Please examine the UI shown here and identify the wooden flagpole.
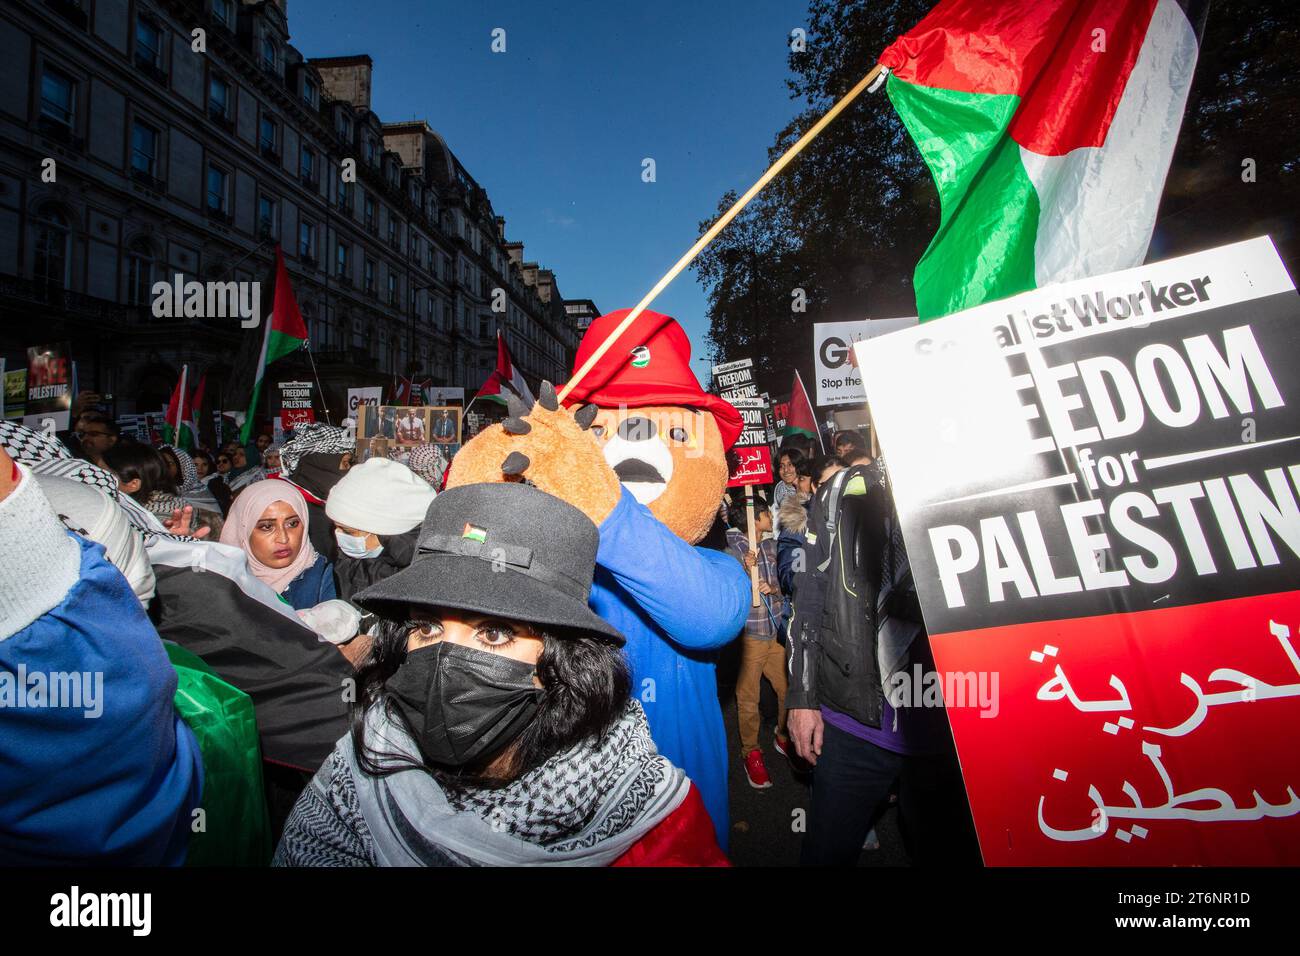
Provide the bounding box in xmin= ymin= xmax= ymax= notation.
xmin=557 ymin=62 xmax=887 ymax=403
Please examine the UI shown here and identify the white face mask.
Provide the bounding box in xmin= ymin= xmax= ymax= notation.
xmin=335 ymin=529 xmax=383 ymax=560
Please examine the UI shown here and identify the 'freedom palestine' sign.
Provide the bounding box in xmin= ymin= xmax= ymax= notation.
xmin=856 ymin=236 xmax=1300 ymax=866
xmin=712 ymin=358 xmax=772 ymax=486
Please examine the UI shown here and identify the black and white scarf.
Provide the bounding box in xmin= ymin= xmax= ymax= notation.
xmin=281 ymin=423 xmax=353 ymax=478
xmin=346 ymin=699 xmax=690 ymax=865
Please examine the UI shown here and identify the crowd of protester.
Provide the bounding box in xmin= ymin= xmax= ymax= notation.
xmin=0 ymin=393 xmax=977 ymax=866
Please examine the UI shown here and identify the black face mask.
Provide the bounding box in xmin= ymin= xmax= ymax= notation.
xmin=385 ymin=642 xmax=543 ymax=769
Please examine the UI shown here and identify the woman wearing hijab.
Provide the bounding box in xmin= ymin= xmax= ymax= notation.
xmin=263 ymin=443 xmax=283 ymax=478
xmin=274 ymin=482 xmax=727 ymax=867
xmin=161 ymin=444 xmax=222 ymax=515
xmin=219 ymin=480 xmax=336 ymax=610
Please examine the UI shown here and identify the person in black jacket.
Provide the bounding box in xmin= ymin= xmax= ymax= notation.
xmin=786 ymin=458 xmax=978 ymax=866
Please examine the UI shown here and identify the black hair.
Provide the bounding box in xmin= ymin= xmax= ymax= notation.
xmin=77 ymin=410 xmax=120 ymax=437
xmin=351 ymin=613 xmax=632 ymax=789
xmin=727 ymin=497 xmax=770 ymax=534
xmin=157 ymin=445 xmax=182 ymax=480
xmin=192 ymin=450 xmax=216 ymax=474
xmin=795 ymin=457 xmax=817 ymax=481
xmin=833 ymin=429 xmax=868 ymax=455
xmin=102 ymin=441 xmax=176 ymax=502
xmin=810 ymin=454 xmax=841 ymax=484
xmin=777 ymin=447 xmax=805 ymax=472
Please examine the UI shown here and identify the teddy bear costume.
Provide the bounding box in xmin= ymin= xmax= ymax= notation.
xmin=448 ymin=309 xmax=750 ymax=848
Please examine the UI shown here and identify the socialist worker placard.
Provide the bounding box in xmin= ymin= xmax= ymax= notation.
xmin=856 ymin=236 xmax=1300 ymax=865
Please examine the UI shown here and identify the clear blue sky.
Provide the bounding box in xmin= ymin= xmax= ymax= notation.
xmin=289 ymin=0 xmax=809 ymax=385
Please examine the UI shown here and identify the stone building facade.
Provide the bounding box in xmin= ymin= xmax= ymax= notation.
xmin=0 ymin=0 xmax=583 ymax=425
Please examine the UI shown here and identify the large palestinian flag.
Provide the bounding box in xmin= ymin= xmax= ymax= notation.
xmin=882 ymin=0 xmax=1206 ymax=321
xmin=240 ymin=246 xmax=307 ymax=442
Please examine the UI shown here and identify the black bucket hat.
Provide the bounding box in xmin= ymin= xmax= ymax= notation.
xmin=354 ymin=482 xmax=624 ymax=645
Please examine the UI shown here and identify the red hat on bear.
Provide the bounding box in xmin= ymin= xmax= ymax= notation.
xmin=562 ymin=309 xmax=743 ymax=450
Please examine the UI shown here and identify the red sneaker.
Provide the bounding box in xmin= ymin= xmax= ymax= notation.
xmin=744 ymin=749 xmax=772 ymax=789
xmin=774 ymin=735 xmax=792 ymax=759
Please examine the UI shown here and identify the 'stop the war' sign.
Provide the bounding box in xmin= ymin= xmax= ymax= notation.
xmin=856 ymin=236 xmax=1300 ymax=866
xmin=813 ymin=317 xmax=916 ymax=407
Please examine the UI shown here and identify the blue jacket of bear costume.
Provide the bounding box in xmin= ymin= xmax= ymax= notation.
xmin=591 ymin=487 xmax=748 ymax=849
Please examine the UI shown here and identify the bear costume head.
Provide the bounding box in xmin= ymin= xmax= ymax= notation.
xmin=447 ymin=309 xmax=740 ymax=544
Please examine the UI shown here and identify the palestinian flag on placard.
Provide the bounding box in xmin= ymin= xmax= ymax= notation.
xmin=161 ymin=364 xmax=190 ymax=449
xmin=782 ymin=369 xmax=823 ymax=452
xmin=241 ymin=246 xmax=307 ymax=442
xmin=882 ymin=0 xmax=1207 ymax=321
xmin=474 ymin=331 xmax=534 ymax=407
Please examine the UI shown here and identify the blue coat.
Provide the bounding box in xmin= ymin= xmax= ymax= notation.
xmin=0 ymin=535 xmax=203 ymax=864
xmin=281 ymin=552 xmax=337 ymax=610
xmin=591 ymin=488 xmax=749 ymax=849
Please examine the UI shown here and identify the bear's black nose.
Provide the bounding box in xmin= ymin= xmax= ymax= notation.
xmin=618 ymin=417 xmax=657 ymax=442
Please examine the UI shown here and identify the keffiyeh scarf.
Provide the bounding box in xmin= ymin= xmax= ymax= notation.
xmin=281 ymin=423 xmax=353 ymax=478
xmin=347 ymin=699 xmax=689 ymax=865
xmin=0 ymin=420 xmax=187 ymax=540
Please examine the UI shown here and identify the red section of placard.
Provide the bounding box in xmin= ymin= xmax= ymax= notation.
xmin=931 ymin=589 xmax=1300 ymax=865
xmin=727 ymin=444 xmax=773 ymax=488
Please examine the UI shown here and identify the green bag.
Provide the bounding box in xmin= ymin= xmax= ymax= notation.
xmin=165 ymin=642 xmax=272 ymax=865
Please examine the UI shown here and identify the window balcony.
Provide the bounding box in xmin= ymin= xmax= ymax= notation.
xmin=206 ymin=205 xmax=232 ymax=225
xmin=300 ymin=171 xmax=319 ymax=191
xmin=208 ymin=105 xmax=233 ymax=131
xmin=134 ymin=53 xmax=168 ymax=86
xmin=130 ymin=167 xmax=166 ymax=193
xmin=336 ymin=274 xmax=353 ymax=288
xmin=300 ymin=253 xmax=318 ymax=269
xmin=36 ymin=117 xmax=85 ymax=152
xmin=260 ymin=142 xmax=280 ymax=163
xmin=364 ymin=220 xmax=379 ymax=237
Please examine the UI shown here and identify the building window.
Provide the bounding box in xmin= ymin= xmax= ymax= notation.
xmin=135 ymin=17 xmax=163 ymax=70
xmin=130 ymin=120 xmax=159 ymax=176
xmin=206 ymin=164 xmax=228 ymax=213
xmin=411 ymin=235 xmax=420 ymax=262
xmin=387 ymin=273 xmax=397 ymax=306
xmin=211 ymin=0 xmax=234 ymax=29
xmin=336 ymin=172 xmax=352 ymax=212
xmin=39 ymin=66 xmax=75 ymax=128
xmin=261 ymin=35 xmax=278 ymax=72
xmin=299 ymin=220 xmax=316 ymax=260
xmin=364 ymin=258 xmax=375 ymax=294
xmin=364 ymin=194 xmax=375 ymax=230
xmin=338 ymin=114 xmax=352 ymax=142
xmin=259 ymin=115 xmax=278 ymax=157
xmin=388 ymin=218 xmax=399 ymax=248
xmin=365 ymin=138 xmax=376 ymax=165
xmin=336 ymin=242 xmax=349 ymax=279
xmin=33 ymin=205 xmax=70 ymax=290
xmin=426 ymin=297 xmax=434 ymax=327
xmin=303 ymin=77 xmax=318 ymax=108
xmin=300 ymin=145 xmax=316 ymax=184
xmin=257 ymin=195 xmax=277 ymax=238
xmin=208 ymin=75 xmax=230 ymax=121
xmin=126 ymin=238 xmax=153 ymax=306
